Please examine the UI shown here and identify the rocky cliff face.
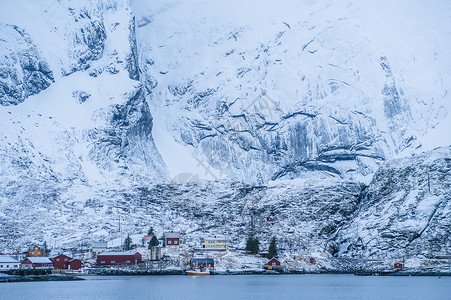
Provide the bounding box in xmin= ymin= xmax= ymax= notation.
xmin=131 ymin=0 xmax=450 ymax=184
xmin=335 ymin=147 xmax=451 ymax=258
xmin=0 ymin=0 xmax=167 ymax=187
xmin=1 ymin=147 xmax=448 ymax=261
xmin=0 ymin=24 xmax=54 ymax=105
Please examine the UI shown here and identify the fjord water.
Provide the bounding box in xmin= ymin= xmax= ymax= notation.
xmin=1 ymin=275 xmax=450 ymax=300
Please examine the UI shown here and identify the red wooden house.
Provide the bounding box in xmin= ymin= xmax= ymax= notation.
xmin=394 ymin=262 xmax=404 ymax=269
xmin=68 ymin=259 xmax=82 ymax=270
xmin=309 ymin=257 xmax=316 ymax=263
xmin=50 ymin=254 xmax=82 ymax=270
xmin=50 ymin=254 xmax=71 ymax=269
xmin=190 ymin=258 xmax=214 ymax=270
xmin=21 ymin=257 xmax=53 ymax=269
xmin=96 ymin=251 xmax=142 ymax=266
xmin=164 ymin=232 xmax=181 ymax=247
xmin=267 ymin=257 xmax=281 ymax=269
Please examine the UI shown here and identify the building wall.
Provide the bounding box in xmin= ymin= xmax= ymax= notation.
xmin=68 ymin=260 xmax=82 ymax=270
xmin=202 ymin=239 xmax=229 ymax=250
xmin=97 ymin=254 xmax=142 ymax=266
xmin=190 ymin=262 xmax=214 ymax=269
xmin=92 ymin=247 xmax=107 ymax=254
xmin=28 ymin=246 xmax=46 ymax=257
xmin=166 ymin=238 xmax=180 ymax=246
xmin=0 ymin=262 xmax=19 ymax=270
xmin=21 ymin=259 xmax=53 ymax=269
xmin=51 ymin=255 xmax=72 ymax=269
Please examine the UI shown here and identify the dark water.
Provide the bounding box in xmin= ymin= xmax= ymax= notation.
xmin=1 ymin=274 xmax=450 ymax=300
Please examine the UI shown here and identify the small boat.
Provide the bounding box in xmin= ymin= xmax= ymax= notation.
xmin=186 ymin=268 xmax=210 ymax=276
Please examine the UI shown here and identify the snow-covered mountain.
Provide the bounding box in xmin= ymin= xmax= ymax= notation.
xmin=131 ymin=0 xmax=451 ymax=184
xmin=0 ymin=0 xmax=450 ymax=261
xmin=0 ymin=0 xmax=167 ymax=188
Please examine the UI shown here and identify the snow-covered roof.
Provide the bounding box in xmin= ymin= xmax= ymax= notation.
xmin=143 ymin=235 xmax=155 ymax=240
xmin=164 ymin=232 xmax=180 ymax=238
xmin=97 ymin=251 xmax=139 ymax=256
xmin=92 ymin=242 xmax=108 ymax=248
xmin=0 ymin=256 xmax=19 ymax=263
xmin=24 ymin=257 xmax=53 ymax=264
xmin=28 ymin=244 xmax=45 ymax=250
xmin=204 ymin=236 xmax=229 ymax=241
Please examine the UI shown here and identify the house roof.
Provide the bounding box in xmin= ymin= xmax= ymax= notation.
xmin=92 ymin=242 xmax=108 ymax=248
xmin=97 ymin=251 xmax=140 ymax=256
xmin=204 ymin=236 xmax=229 ymax=241
xmin=191 ymin=258 xmax=214 ymax=264
xmin=164 ymin=232 xmax=181 ymax=238
xmin=49 ymin=254 xmax=72 ymax=260
xmin=268 ymin=257 xmax=280 ymax=263
xmin=0 ymin=256 xmax=19 ymax=263
xmin=28 ymin=244 xmax=45 ymax=250
xmin=143 ymin=235 xmax=155 ymax=240
xmin=24 ymin=257 xmax=53 ymax=264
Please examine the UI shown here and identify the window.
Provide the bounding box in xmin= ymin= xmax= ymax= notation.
xmin=174 ymin=240 xmax=178 ymax=244
xmin=126 ymin=260 xmax=130 ymax=263
xmin=272 ymin=263 xmax=276 ymax=266
xmin=111 ymin=260 xmax=115 ymax=263
xmin=56 ymin=258 xmax=59 ymax=261
xmin=38 ymin=251 xmax=41 ymax=254
xmin=64 ymin=258 xmax=68 ymax=261
xmin=14 ymin=265 xmax=18 ymax=268
xmin=0 ymin=265 xmax=3 ymax=268
xmin=168 ymin=241 xmax=171 ymax=244
xmin=101 ymin=261 xmax=105 ymax=264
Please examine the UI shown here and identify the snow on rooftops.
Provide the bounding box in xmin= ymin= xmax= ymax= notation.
xmin=164 ymin=232 xmax=181 ymax=238
xmin=0 ymin=256 xmax=19 ymax=263
xmin=25 ymin=257 xmax=53 ymax=263
xmin=204 ymin=236 xmax=229 ymax=241
xmin=97 ymin=251 xmax=139 ymax=256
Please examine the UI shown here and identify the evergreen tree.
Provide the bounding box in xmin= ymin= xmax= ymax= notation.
xmin=267 ymin=237 xmax=278 ymax=259
xmin=124 ymin=234 xmax=132 ymax=251
xmin=245 ymin=235 xmax=253 ymax=252
xmin=245 ymin=235 xmax=259 ymax=254
xmin=148 ymin=236 xmax=159 ymax=249
xmin=147 ymin=227 xmax=155 ymax=236
xmin=252 ymin=237 xmax=260 ymax=254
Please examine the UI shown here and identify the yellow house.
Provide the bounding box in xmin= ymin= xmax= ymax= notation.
xmin=202 ymin=236 xmax=229 ymax=250
xmin=91 ymin=242 xmax=108 ymax=254
xmin=27 ymin=244 xmax=46 ymax=257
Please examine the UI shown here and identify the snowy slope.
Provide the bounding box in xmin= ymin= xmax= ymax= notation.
xmin=0 ymin=0 xmax=167 ymax=188
xmin=335 ymin=146 xmax=451 ymax=258
xmin=131 ymin=0 xmax=451 ymax=184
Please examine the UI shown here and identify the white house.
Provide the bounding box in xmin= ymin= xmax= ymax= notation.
xmin=0 ymin=256 xmax=19 ymax=270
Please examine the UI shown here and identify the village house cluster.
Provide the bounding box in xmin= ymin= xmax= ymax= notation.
xmin=0 ymin=229 xmax=407 ymax=274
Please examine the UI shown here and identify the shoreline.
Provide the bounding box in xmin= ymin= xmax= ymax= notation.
xmin=84 ymin=268 xmax=451 ymax=277
xmin=0 ymin=274 xmax=85 ymax=283
xmin=1 ymin=271 xmax=449 ymax=282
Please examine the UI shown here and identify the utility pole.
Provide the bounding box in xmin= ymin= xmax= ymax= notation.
xmin=427 ymin=168 xmax=431 ymax=193
xmin=119 ymin=215 xmax=122 ymax=250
